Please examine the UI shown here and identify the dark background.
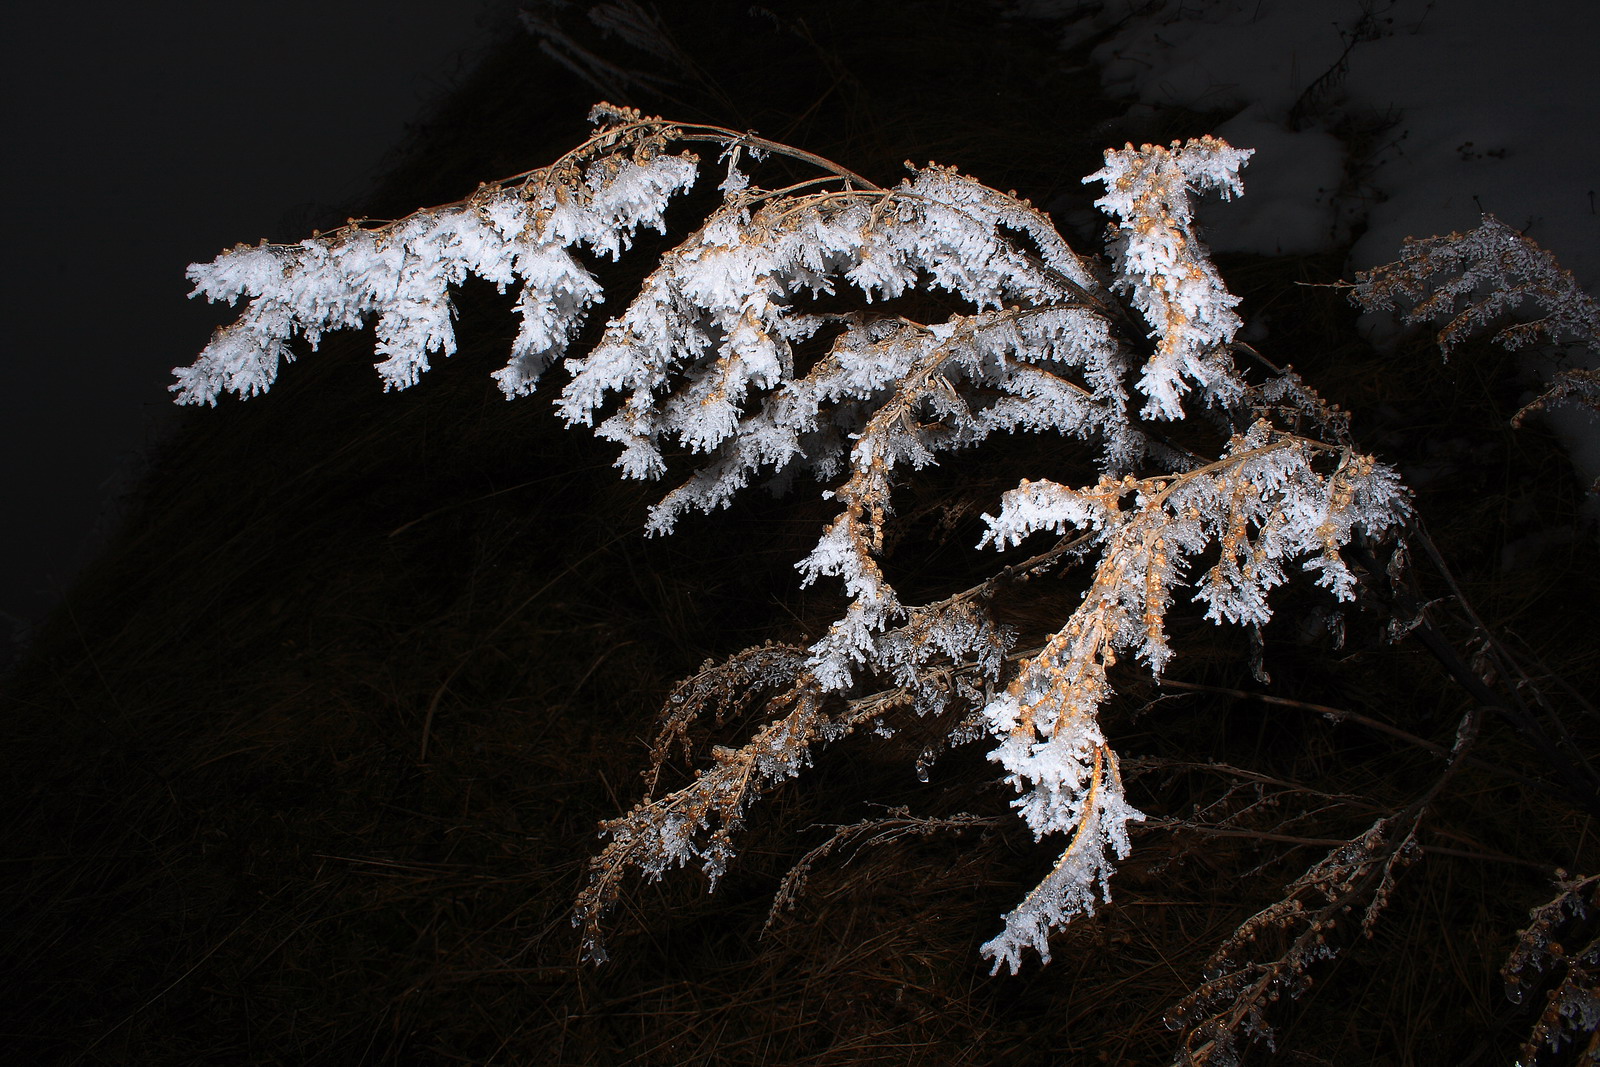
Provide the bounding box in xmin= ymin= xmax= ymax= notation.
xmin=4 ymin=5 xmax=1593 ymax=1063
xmin=1 ymin=1 xmax=513 ymax=637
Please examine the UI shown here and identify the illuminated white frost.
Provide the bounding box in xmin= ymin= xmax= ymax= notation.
xmin=175 ymin=153 xmax=698 ymax=405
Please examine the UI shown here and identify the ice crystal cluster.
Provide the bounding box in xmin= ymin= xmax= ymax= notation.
xmin=178 ymin=106 xmax=1409 ymax=971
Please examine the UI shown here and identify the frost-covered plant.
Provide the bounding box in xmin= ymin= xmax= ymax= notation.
xmin=1164 ymin=705 xmax=1480 ymax=1065
xmin=1167 ymin=813 xmax=1422 ymax=1065
xmin=1352 ymin=214 xmax=1600 ymax=491
xmin=177 ymin=105 xmax=1410 ymax=973
xmin=1502 ymin=871 xmax=1600 ymax=1066
xmin=1350 ymin=214 xmax=1600 ymax=361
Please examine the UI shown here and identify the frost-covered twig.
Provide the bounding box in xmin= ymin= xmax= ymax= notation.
xmin=1351 ymin=214 xmax=1600 ymax=491
xmin=763 ymin=809 xmax=1001 ymax=936
xmin=976 ymin=425 xmax=1406 ymax=972
xmin=1087 ymin=136 xmax=1252 ymax=420
xmin=1166 ymin=706 xmax=1480 ymax=1065
xmin=1503 ymin=871 xmax=1600 ymax=1066
xmin=1351 ymin=214 xmax=1600 ymax=358
xmin=1515 ymin=366 xmax=1600 ymax=432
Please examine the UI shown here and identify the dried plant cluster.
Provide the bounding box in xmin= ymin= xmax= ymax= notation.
xmin=1166 ymin=705 xmax=1483 ymax=1065
xmin=1352 ymin=214 xmax=1600 ymax=490
xmin=1503 ymin=871 xmax=1600 ymax=1064
xmin=176 ymin=106 xmax=1415 ymax=982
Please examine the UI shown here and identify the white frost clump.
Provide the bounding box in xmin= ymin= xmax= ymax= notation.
xmin=1087 ymin=136 xmax=1253 ymax=420
xmin=558 ymin=163 xmax=1111 ymax=490
xmin=176 ymin=152 xmax=698 ymax=405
